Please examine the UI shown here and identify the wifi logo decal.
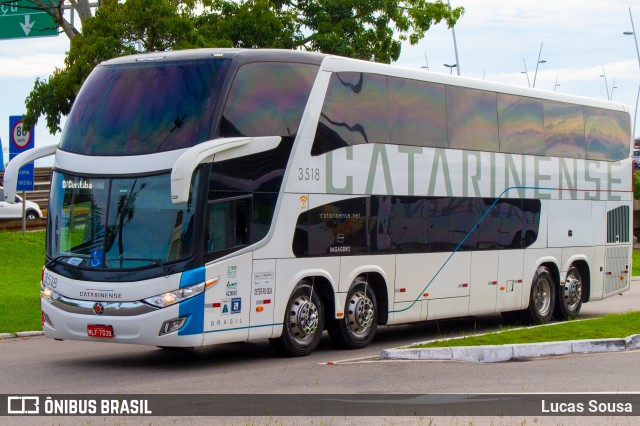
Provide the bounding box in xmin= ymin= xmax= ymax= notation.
xmin=299 ymin=195 xmax=308 ymax=210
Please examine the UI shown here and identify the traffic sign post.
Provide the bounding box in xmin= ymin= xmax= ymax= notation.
xmin=9 ymin=115 xmax=35 ymax=234
xmin=0 ymin=0 xmax=58 ymax=40
xmin=9 ymin=115 xmax=34 ymax=192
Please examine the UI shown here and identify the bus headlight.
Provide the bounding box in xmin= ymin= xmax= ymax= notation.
xmin=41 ymin=284 xmax=60 ymax=303
xmin=144 ymin=282 xmax=205 ymax=308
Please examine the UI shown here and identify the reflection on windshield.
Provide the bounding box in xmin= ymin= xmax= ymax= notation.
xmin=47 ymin=172 xmax=199 ymax=270
xmin=59 ymin=59 xmax=229 ymax=156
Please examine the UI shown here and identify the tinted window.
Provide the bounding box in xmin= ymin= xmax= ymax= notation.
xmin=312 ymin=73 xmax=389 ymax=155
xmin=293 ymin=196 xmax=540 ymax=256
xmin=498 ymin=94 xmax=545 ymax=155
xmin=205 ymin=192 xmax=278 ymax=260
xmin=446 ymin=86 xmax=499 ymax=151
xmin=295 ymin=197 xmax=368 ymax=256
xmin=392 ymin=197 xmax=427 ymax=252
xmin=219 ymin=62 xmax=318 ymax=137
xmin=209 ymin=137 xmax=294 ymax=193
xmin=584 ymin=107 xmax=630 ymax=161
xmin=388 ymin=77 xmax=447 ymax=147
xmin=544 ymin=101 xmax=585 ymax=158
xmin=61 ymin=59 xmax=229 ymax=156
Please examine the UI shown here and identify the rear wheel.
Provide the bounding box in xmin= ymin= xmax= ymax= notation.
xmin=328 ymin=277 xmax=378 ymax=349
xmin=553 ymin=266 xmax=583 ymax=320
xmin=519 ymin=266 xmax=555 ymax=324
xmin=269 ymin=281 xmax=324 ymax=357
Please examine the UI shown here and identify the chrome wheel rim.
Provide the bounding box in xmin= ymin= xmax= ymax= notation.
xmin=563 ymin=271 xmax=582 ymax=310
xmin=289 ymin=294 xmax=319 ymax=342
xmin=346 ymin=290 xmax=374 ymax=335
xmin=534 ymin=276 xmax=552 ymax=317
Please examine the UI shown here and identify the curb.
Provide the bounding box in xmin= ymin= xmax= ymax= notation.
xmin=0 ymin=331 xmax=44 ymax=339
xmin=381 ymin=335 xmax=640 ymax=363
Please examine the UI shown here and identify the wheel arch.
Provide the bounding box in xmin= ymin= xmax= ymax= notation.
xmin=351 ymin=271 xmax=389 ymax=326
xmin=567 ymin=259 xmax=591 ymax=303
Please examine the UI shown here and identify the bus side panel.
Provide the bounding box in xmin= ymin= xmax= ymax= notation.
xmin=395 ymin=252 xmax=470 ymax=303
xmin=590 ymin=245 xmax=607 ymax=301
xmin=468 ymin=251 xmax=499 ymax=315
xmin=249 ymin=259 xmax=277 ymax=340
xmin=496 ymin=250 xmax=525 ymax=312
xmin=389 ymin=301 xmax=423 ymax=325
xmin=202 ymin=253 xmax=252 ymax=345
xmin=338 ymin=255 xmax=395 ymax=293
xmin=547 ymin=200 xmax=593 ymax=248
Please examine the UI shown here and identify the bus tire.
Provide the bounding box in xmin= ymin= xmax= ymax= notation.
xmin=553 ymin=266 xmax=583 ymax=320
xmin=327 ymin=277 xmax=378 ymax=349
xmin=269 ymin=280 xmax=324 ymax=357
xmin=520 ymin=266 xmax=556 ymax=324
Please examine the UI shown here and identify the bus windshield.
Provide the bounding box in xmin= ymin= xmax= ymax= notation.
xmin=47 ymin=171 xmax=199 ymax=270
xmin=59 ymin=58 xmax=229 ymax=156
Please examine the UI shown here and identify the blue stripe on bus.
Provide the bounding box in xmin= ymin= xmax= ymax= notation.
xmin=390 ymin=185 xmax=555 ymax=314
xmin=178 ymin=267 xmax=206 ymax=335
xmin=204 ymin=323 xmax=283 ymax=333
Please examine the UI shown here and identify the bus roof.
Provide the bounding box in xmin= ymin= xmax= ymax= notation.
xmin=102 ymin=48 xmax=627 ymax=113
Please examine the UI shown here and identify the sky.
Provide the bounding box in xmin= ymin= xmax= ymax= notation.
xmin=1 ymin=0 xmax=640 ymax=168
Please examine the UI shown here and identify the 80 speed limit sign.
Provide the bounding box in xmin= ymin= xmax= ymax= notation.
xmin=11 ymin=119 xmax=32 ymax=149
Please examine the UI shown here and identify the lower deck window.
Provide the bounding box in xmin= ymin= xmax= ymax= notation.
xmin=293 ymin=196 xmax=541 ymax=257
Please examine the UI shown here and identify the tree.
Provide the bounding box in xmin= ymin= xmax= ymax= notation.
xmin=19 ymin=0 xmax=464 ymax=134
xmin=23 ymin=0 xmax=202 ymax=131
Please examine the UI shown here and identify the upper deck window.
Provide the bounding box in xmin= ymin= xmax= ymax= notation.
xmin=60 ymin=58 xmax=229 ymax=156
xmin=219 ymin=62 xmax=319 ymax=138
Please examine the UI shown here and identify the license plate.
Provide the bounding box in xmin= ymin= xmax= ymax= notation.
xmin=87 ymin=324 xmax=113 ymax=338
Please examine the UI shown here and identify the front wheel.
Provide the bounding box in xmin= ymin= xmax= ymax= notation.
xmin=553 ymin=266 xmax=583 ymax=320
xmin=519 ymin=266 xmax=556 ymax=324
xmin=328 ymin=277 xmax=378 ymax=349
xmin=269 ymin=281 xmax=324 ymax=357
xmin=25 ymin=210 xmax=38 ymax=220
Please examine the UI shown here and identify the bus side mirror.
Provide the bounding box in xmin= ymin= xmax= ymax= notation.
xmin=2 ymin=144 xmax=58 ymax=203
xmin=170 ymin=136 xmax=281 ymax=204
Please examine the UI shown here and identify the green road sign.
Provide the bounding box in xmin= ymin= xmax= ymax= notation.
xmin=0 ymin=0 xmax=58 ymax=40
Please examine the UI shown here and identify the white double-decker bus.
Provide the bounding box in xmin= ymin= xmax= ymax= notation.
xmin=4 ymin=49 xmax=632 ymax=356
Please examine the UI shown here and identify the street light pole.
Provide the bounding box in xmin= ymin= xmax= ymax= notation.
xmin=600 ymin=64 xmax=610 ymax=100
xmin=532 ymin=41 xmax=546 ymax=88
xmin=624 ymin=7 xmax=640 ymax=140
xmin=521 ymin=59 xmax=531 ymax=87
xmin=448 ymin=0 xmax=461 ymax=75
xmin=444 ymin=64 xmax=457 ymax=74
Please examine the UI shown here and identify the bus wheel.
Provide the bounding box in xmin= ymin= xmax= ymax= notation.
xmin=269 ymin=281 xmax=324 ymax=357
xmin=553 ymin=266 xmax=583 ymax=320
xmin=520 ymin=266 xmax=555 ymax=324
xmin=328 ymin=277 xmax=378 ymax=349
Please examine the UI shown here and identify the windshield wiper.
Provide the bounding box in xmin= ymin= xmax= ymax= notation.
xmin=46 ymin=255 xmax=81 ymax=269
xmin=107 ymin=258 xmax=175 ymax=276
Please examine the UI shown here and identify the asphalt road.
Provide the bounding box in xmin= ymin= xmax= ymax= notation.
xmin=1 ymin=282 xmax=638 ymax=424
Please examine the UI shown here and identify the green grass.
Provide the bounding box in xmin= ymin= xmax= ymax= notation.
xmin=0 ymin=230 xmax=46 ymax=333
xmin=633 ymin=248 xmax=640 ymax=277
xmin=412 ymin=310 xmax=640 ymax=348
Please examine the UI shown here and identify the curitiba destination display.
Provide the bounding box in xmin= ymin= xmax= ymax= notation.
xmin=3 ymin=49 xmax=632 ymax=356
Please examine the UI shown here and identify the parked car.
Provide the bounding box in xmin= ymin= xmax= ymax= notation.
xmin=634 ymin=149 xmax=640 ymax=170
xmin=0 ymin=186 xmax=43 ymax=220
